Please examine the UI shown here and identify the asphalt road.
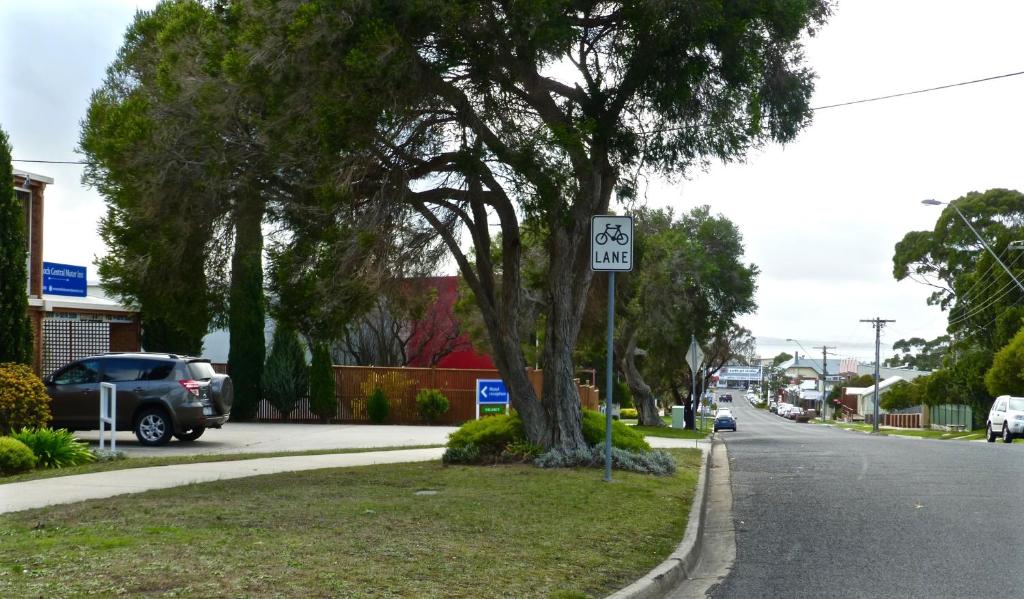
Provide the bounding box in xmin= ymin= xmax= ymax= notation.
xmin=707 ymin=394 xmax=1024 ymax=599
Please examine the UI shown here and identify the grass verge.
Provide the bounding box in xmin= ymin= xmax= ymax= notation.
xmin=0 ymin=445 xmax=444 ymax=485
xmin=0 ymin=448 xmax=701 ymax=599
xmin=633 ymin=425 xmax=712 ymax=440
xmin=821 ymin=422 xmax=988 ymax=441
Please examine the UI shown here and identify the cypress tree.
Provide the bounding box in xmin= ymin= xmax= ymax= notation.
xmin=263 ymin=325 xmax=308 ymax=421
xmin=227 ymin=196 xmax=266 ymax=420
xmin=0 ymin=126 xmax=33 ymax=365
xmin=309 ymin=342 xmax=336 ymax=422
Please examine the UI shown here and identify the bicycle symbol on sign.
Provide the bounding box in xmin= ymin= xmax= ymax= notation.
xmin=595 ymin=223 xmax=630 ymax=245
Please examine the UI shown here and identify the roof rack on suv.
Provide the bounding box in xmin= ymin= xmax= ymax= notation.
xmin=102 ymin=351 xmax=181 ymax=359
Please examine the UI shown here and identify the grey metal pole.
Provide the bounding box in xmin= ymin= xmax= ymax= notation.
xmin=605 ymin=272 xmax=615 ymax=482
xmin=691 ymin=334 xmax=698 ymax=432
xmin=873 ymin=323 xmax=881 ymax=433
xmin=861 ymin=318 xmax=894 ymax=433
xmin=949 ymin=204 xmax=1024 ymax=294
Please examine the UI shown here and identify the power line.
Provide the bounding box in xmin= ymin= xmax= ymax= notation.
xmin=812 ymin=69 xmax=1024 ymax=111
xmin=12 ymin=159 xmax=90 ymax=165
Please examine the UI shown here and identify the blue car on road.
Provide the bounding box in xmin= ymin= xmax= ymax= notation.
xmin=714 ymin=411 xmax=737 ymax=432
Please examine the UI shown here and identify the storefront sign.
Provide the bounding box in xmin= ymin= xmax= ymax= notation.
xmin=42 ymin=262 xmax=87 ymax=297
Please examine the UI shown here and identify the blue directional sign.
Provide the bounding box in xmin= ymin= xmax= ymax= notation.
xmin=42 ymin=262 xmax=87 ymax=297
xmin=476 ymin=379 xmax=509 ymax=404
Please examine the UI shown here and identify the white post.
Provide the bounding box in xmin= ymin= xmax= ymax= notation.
xmin=99 ymin=382 xmax=116 ymax=451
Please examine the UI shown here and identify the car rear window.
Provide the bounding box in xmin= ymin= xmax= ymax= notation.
xmin=187 ymin=361 xmax=217 ymax=380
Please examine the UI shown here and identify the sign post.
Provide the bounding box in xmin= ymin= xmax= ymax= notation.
xmin=592 ymin=215 xmax=633 ymax=482
xmin=475 ymin=379 xmax=510 ymax=419
xmin=685 ymin=336 xmax=705 ymax=431
xmin=99 ymin=382 xmax=116 ymax=451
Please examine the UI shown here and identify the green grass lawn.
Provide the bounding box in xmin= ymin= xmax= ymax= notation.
xmin=0 ymin=448 xmax=702 ymax=599
xmin=633 ymin=425 xmax=712 ymax=440
xmin=0 ymin=445 xmax=444 ymax=485
xmin=821 ymin=421 xmax=987 ymax=441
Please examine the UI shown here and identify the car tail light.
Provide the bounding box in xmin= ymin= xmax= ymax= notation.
xmin=179 ymin=379 xmax=201 ymax=397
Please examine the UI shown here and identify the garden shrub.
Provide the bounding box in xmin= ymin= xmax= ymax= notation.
xmin=0 ymin=436 xmax=37 ymax=475
xmin=415 ymin=389 xmax=450 ymax=424
xmin=446 ymin=413 xmax=524 ymax=453
xmin=581 ymin=409 xmax=651 ymax=452
xmin=11 ymin=428 xmax=95 ymax=469
xmin=308 ymin=343 xmax=336 ymax=422
xmin=619 ymin=408 xmax=638 ymax=419
xmin=367 ymin=386 xmax=389 ymax=423
xmin=442 ymin=443 xmax=480 ymax=465
xmin=93 ymin=449 xmax=126 ymax=462
xmin=535 ymin=444 xmax=676 ymax=476
xmin=262 ymin=326 xmax=309 ymax=421
xmin=0 ymin=362 xmax=51 ymax=434
xmin=501 ymin=439 xmax=545 ymax=462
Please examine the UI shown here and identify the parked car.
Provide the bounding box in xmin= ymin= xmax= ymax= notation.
xmin=777 ymin=403 xmax=793 ymax=417
xmin=986 ymin=395 xmax=1024 ymax=443
xmin=714 ymin=411 xmax=737 ymax=432
xmin=786 ymin=407 xmax=804 ymax=420
xmin=769 ymin=401 xmax=778 ymax=413
xmin=46 ymin=352 xmax=233 ymax=446
xmin=720 ymin=394 xmax=733 ymax=403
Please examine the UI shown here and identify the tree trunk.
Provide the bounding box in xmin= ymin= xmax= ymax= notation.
xmin=618 ymin=325 xmax=662 ymax=427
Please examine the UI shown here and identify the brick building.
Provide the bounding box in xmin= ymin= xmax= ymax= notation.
xmin=14 ymin=169 xmax=141 ymax=376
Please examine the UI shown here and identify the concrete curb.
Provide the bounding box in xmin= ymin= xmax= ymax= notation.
xmin=604 ymin=438 xmax=717 ymax=599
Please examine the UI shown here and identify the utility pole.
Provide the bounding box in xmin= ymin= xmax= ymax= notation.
xmin=860 ymin=318 xmax=895 ymax=433
xmin=813 ymin=345 xmax=835 ymax=420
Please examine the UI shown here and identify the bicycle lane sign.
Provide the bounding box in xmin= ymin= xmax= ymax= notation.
xmin=591 ymin=215 xmax=633 ymax=271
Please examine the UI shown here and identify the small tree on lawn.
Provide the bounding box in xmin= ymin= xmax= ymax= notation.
xmin=308 ymin=342 xmax=336 ymax=422
xmin=263 ymin=326 xmax=308 ymax=421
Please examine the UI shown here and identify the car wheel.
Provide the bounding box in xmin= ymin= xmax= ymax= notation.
xmin=1003 ymin=424 xmax=1013 ymax=444
xmin=987 ymin=423 xmax=997 ymax=443
xmin=135 ymin=409 xmax=173 ymax=446
xmin=173 ymin=426 xmax=206 ymax=442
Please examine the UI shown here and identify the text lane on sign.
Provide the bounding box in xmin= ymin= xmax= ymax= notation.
xmin=591 ymin=215 xmax=634 ymax=272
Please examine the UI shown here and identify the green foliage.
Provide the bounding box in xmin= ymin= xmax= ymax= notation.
xmin=262 ymin=326 xmax=308 ymax=420
xmin=893 ymin=189 xmax=1024 ymax=354
xmin=612 ymin=377 xmax=634 ymax=409
xmin=619 ymin=408 xmax=639 ymax=419
xmin=228 ymin=203 xmax=266 ymax=421
xmin=581 ymin=410 xmax=652 ymax=452
xmin=772 ymin=352 xmax=793 ymax=367
xmin=884 ymin=336 xmax=949 ymax=370
xmin=441 ymin=442 xmax=480 ymax=465
xmin=986 ymin=327 xmax=1024 ymax=396
xmin=0 ymin=127 xmax=32 ymax=365
xmin=0 ymin=436 xmax=37 ymax=475
xmin=367 ymin=386 xmax=389 ymax=424
xmin=534 ymin=445 xmax=677 ymax=476
xmin=879 ymin=381 xmax=919 ymax=412
xmin=501 ymin=440 xmax=545 ymax=462
xmin=308 ymin=342 xmax=336 ymax=421
xmin=447 ymin=414 xmax=525 ymax=453
xmin=0 ymin=362 xmax=51 ymax=434
xmin=415 ymin=388 xmax=450 ymax=424
xmin=10 ymin=428 xmax=94 ymax=469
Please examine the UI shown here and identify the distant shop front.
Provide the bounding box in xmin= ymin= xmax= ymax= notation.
xmin=15 ymin=169 xmax=140 ymax=376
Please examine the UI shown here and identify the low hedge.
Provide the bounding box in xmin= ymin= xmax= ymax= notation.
xmin=581 ymin=410 xmax=651 ymax=452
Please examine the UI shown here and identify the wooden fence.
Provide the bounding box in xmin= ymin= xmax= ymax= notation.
xmin=246 ymin=365 xmax=599 ymax=425
xmin=864 ymin=413 xmax=922 ymax=428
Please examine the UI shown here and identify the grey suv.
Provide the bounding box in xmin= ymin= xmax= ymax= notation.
xmin=45 ymin=353 xmax=233 ymax=446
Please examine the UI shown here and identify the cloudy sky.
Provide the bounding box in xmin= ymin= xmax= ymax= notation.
xmin=4 ymin=0 xmax=1023 ymax=361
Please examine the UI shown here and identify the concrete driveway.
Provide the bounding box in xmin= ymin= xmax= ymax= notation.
xmin=74 ymin=422 xmax=457 ymax=457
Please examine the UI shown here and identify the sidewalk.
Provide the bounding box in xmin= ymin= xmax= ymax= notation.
xmin=0 ymin=447 xmax=444 ymax=515
xmin=1 ymin=437 xmax=709 ymax=516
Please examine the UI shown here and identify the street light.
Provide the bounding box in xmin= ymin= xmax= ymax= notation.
xmin=922 ymin=199 xmax=1024 ymax=294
